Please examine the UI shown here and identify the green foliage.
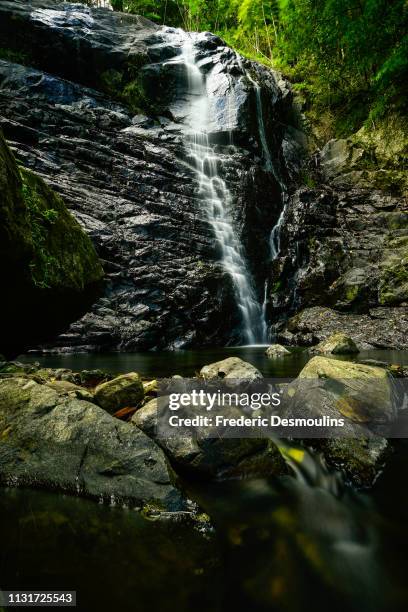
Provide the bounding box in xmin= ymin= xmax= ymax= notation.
xmin=109 ymin=0 xmax=407 ymax=136
xmin=20 ymin=173 xmax=59 ymax=289
xmin=0 ymin=47 xmax=29 ymax=64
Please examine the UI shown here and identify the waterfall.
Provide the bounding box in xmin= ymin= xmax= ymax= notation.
xmin=239 ymin=61 xmax=288 ymax=261
xmin=180 ymin=37 xmax=267 ymax=345
xmin=239 ymin=61 xmax=289 ymax=341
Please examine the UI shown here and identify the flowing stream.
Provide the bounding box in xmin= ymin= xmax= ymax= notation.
xmin=180 ymin=36 xmax=268 ymax=344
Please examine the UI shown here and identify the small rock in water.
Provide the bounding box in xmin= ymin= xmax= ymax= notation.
xmin=200 ymin=357 xmax=262 ymax=381
xmin=310 ymin=332 xmax=359 ymax=355
xmin=265 ymin=344 xmax=290 ymax=358
xmin=143 ymin=379 xmax=158 ymax=396
xmin=94 ymin=373 xmax=144 ymax=414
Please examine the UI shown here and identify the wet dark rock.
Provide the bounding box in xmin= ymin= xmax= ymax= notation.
xmin=0 ymin=377 xmax=184 ymax=509
xmin=0 ymin=0 xmax=295 ymax=351
xmin=268 ymin=123 xmax=407 ymax=347
xmin=278 ymin=306 xmax=408 ymax=350
xmin=311 ymin=437 xmax=390 ymax=489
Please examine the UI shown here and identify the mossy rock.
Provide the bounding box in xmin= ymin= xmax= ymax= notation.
xmin=0 ymin=130 xmax=104 ymax=357
xmin=94 ymin=373 xmax=144 ymax=414
xmin=299 ymin=356 xmax=394 ymax=425
xmin=378 ymin=236 xmax=408 ymax=305
xmin=310 ymin=332 xmax=359 ymax=355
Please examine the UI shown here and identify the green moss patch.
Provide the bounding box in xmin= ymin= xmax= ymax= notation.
xmin=19 ymin=167 xmax=103 ymax=292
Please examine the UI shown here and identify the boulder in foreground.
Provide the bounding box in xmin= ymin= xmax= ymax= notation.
xmin=0 ymin=378 xmax=183 ymax=510
xmin=298 ymin=356 xmax=395 ymax=425
xmin=132 ymin=399 xmax=288 ymax=480
xmin=283 ymin=356 xmax=395 ymax=486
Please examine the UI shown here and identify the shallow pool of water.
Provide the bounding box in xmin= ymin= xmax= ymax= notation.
xmin=2 ymin=441 xmax=408 ymax=612
xmin=18 ymin=347 xmax=408 ymax=379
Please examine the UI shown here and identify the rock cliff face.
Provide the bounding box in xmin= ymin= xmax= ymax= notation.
xmin=0 ymin=130 xmax=103 ymax=357
xmin=0 ymin=0 xmax=297 ymax=351
xmin=269 ymin=134 xmax=407 ymax=349
xmin=0 ymin=0 xmax=405 ymax=352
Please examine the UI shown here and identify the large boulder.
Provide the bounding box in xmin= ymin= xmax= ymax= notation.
xmin=282 ymin=356 xmax=396 ymax=486
xmin=310 ymin=332 xmax=359 ymax=355
xmin=94 ymin=372 xmax=144 ymax=414
xmin=298 ymin=356 xmax=395 ymax=425
xmin=132 ymin=399 xmax=288 ymax=480
xmin=200 ymin=357 xmax=262 ymax=381
xmin=0 ymin=377 xmax=184 ymax=510
xmin=133 ymin=400 xmax=288 ymax=480
xmin=0 ymin=130 xmax=103 ymax=357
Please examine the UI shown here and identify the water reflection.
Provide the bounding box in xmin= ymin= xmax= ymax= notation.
xmin=18 ymin=347 xmax=408 ymax=379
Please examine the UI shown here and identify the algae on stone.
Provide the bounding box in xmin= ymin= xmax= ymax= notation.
xmin=0 ymin=130 xmax=104 ymax=356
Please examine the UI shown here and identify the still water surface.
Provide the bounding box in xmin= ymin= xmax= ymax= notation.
xmin=19 ymin=346 xmax=408 ymax=378
xmin=5 ymin=348 xmax=408 ymax=611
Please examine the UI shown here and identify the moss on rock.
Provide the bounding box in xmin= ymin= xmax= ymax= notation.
xmin=0 ymin=130 xmax=104 ymax=357
xmin=19 ymin=167 xmax=103 ymax=291
xmin=379 ymin=236 xmax=408 ymax=305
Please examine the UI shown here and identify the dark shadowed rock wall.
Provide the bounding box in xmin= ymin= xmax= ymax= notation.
xmin=0 ymin=130 xmax=103 ymax=357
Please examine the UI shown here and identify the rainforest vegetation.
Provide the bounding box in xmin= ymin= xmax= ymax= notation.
xmin=107 ymin=0 xmax=407 ymax=136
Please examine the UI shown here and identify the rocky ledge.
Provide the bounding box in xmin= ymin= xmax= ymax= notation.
xmin=278 ymin=306 xmax=408 ymax=350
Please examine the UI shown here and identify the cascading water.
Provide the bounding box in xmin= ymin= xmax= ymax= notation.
xmin=241 ymin=66 xmax=288 ymax=261
xmin=180 ymin=36 xmax=268 ymax=345
xmin=240 ymin=61 xmax=289 ymax=332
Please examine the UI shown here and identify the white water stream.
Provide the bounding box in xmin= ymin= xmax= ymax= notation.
xmin=240 ymin=65 xmax=288 ymax=261
xmin=180 ymin=37 xmax=268 ymax=344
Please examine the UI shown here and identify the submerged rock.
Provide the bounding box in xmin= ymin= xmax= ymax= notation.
xmin=310 ymin=333 xmax=359 ymax=355
xmin=0 ymin=378 xmax=184 ymax=509
xmin=94 ymin=372 xmax=144 ymax=414
xmin=200 ymin=357 xmax=262 ymax=381
xmin=265 ymin=344 xmax=290 ymax=358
